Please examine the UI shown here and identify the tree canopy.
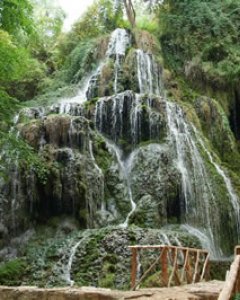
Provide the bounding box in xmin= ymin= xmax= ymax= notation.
xmin=158 ymin=0 xmax=240 ymax=84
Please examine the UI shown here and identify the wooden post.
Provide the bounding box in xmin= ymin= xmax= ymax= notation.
xmin=161 ymin=247 xmax=169 ymax=287
xmin=131 ymin=247 xmax=138 ymax=289
xmin=129 ymin=245 xmax=209 ymax=290
xmin=235 ymin=246 xmax=240 ymax=256
xmin=218 ymin=255 xmax=240 ymax=300
xmin=185 ymin=251 xmax=193 ymax=283
xmin=200 ymin=253 xmax=210 ymax=281
xmin=168 ymin=248 xmax=180 ymax=287
xmin=181 ymin=249 xmax=188 ymax=283
xmin=174 ymin=251 xmax=181 ymax=286
xmin=193 ymin=250 xmax=200 ymax=283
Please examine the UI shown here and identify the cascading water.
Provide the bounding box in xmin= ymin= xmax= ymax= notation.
xmin=63 ymin=239 xmax=82 ymax=286
xmin=103 ymin=138 xmax=137 ymax=228
xmin=192 ymin=127 xmax=240 ymax=238
xmin=4 ymin=25 xmax=240 ymax=271
xmin=136 ymin=49 xmax=162 ymax=96
xmin=182 ymin=224 xmax=218 ymax=258
xmin=89 ymin=140 xmax=105 ymax=212
xmin=165 ymin=101 xmax=219 ymax=254
xmin=107 ymin=28 xmax=131 ymax=94
xmin=130 ymin=94 xmax=142 ymax=146
xmin=60 ymin=230 xmax=90 ymax=286
xmin=10 ymin=159 xmax=20 ymax=232
xmin=93 ymin=27 xmax=239 ymax=254
xmin=159 ymin=232 xmax=171 ymax=245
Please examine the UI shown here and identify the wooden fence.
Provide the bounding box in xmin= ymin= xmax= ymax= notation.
xmin=129 ymin=245 xmax=210 ymax=290
xmin=218 ymin=246 xmax=240 ymax=300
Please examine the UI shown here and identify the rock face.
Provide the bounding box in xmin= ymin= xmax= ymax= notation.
xmin=0 ymin=28 xmax=240 ymax=289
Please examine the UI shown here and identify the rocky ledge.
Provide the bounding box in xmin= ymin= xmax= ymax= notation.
xmin=0 ymin=281 xmax=224 ymax=300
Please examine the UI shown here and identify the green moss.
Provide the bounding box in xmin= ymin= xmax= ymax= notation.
xmin=142 ymin=271 xmax=162 ymax=288
xmin=84 ymin=97 xmax=99 ymax=110
xmin=94 ymin=136 xmax=113 ymax=172
xmin=99 ymin=272 xmax=115 ymax=289
xmin=102 ymin=254 xmax=118 ymax=265
xmin=0 ymin=259 xmax=27 ymax=286
xmin=233 ymin=293 xmax=240 ymax=300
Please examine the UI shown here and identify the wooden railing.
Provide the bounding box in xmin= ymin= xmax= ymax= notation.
xmin=218 ymin=246 xmax=240 ymax=300
xmin=129 ymin=245 xmax=210 ymax=290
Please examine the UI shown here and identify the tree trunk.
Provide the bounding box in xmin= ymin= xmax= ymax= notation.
xmin=123 ymin=0 xmax=136 ymax=28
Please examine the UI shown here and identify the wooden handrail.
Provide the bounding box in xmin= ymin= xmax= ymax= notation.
xmin=129 ymin=245 xmax=209 ymax=253
xmin=218 ymin=247 xmax=240 ymax=300
xmin=129 ymin=245 xmax=209 ymax=290
xmin=218 ymin=255 xmax=240 ymax=300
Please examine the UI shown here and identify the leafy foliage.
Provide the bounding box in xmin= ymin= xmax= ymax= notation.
xmin=0 ymin=89 xmax=20 ymax=119
xmin=158 ymin=0 xmax=240 ymax=84
xmin=0 ymin=0 xmax=34 ymax=35
xmin=0 ymin=131 xmax=50 ymax=183
xmin=29 ymin=0 xmax=65 ymax=66
xmin=0 ymin=30 xmax=46 ymax=100
xmin=0 ymin=30 xmax=31 ymax=84
xmin=233 ymin=293 xmax=240 ymax=300
xmin=62 ymin=39 xmax=98 ymax=83
xmin=0 ymin=259 xmax=27 ymax=285
xmin=55 ymin=0 xmax=128 ymax=68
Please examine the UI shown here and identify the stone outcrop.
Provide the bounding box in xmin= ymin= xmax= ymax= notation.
xmin=0 ymin=281 xmax=224 ymax=300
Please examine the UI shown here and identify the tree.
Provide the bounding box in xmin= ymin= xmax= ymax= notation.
xmin=0 ymin=0 xmax=34 ymax=36
xmin=0 ymin=30 xmax=30 ymax=84
xmin=123 ymin=0 xmax=136 ymax=27
xmin=158 ymin=0 xmax=240 ymax=83
xmin=28 ymin=0 xmax=65 ymax=66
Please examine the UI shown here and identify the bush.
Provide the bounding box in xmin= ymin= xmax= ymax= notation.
xmin=0 ymin=259 xmax=27 ymax=285
xmin=158 ymin=0 xmax=240 ymax=84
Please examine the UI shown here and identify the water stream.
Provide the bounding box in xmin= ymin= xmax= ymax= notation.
xmin=104 ymin=138 xmax=137 ymax=228
xmin=89 ymin=140 xmax=105 ymax=212
xmin=6 ymin=26 xmax=240 ymax=265
xmin=62 ymin=231 xmax=90 ymax=286
xmin=192 ymin=127 xmax=240 ymax=237
xmin=107 ymin=28 xmax=131 ymax=94
xmin=182 ymin=224 xmax=219 ymax=258
xmin=166 ymin=101 xmax=217 ymax=251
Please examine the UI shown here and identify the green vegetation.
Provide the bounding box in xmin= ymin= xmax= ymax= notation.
xmin=158 ymin=0 xmax=240 ymax=85
xmin=0 ymin=0 xmax=64 ymax=179
xmin=0 ymin=259 xmax=27 ymax=285
xmin=1 ymin=0 xmax=240 ymax=289
xmin=62 ymin=39 xmax=98 ymax=83
xmin=233 ymin=294 xmax=240 ymax=300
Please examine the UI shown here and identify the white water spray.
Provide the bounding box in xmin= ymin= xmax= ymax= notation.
xmin=104 ymin=138 xmax=137 ymax=228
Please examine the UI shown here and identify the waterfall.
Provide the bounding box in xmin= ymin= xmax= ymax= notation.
xmin=95 ymin=92 xmax=127 ymax=143
xmin=26 ymin=167 xmax=36 ymax=214
xmin=10 ymin=159 xmax=20 ymax=232
xmin=63 ymin=240 xmax=82 ymax=286
xmin=107 ymin=28 xmax=131 ymax=94
xmin=192 ymin=127 xmax=240 ymax=237
xmin=159 ymin=232 xmax=171 ymax=245
xmin=112 ymin=94 xmax=125 ymax=142
xmin=86 ymin=64 xmax=104 ymax=101
xmin=89 ymin=140 xmax=105 ymax=212
xmin=95 ymin=91 xmax=162 ymax=148
xmin=136 ymin=49 xmax=153 ymax=95
xmin=130 ymin=94 xmax=142 ymax=146
xmin=182 ymin=224 xmax=219 ymax=258
xmin=60 ymin=78 xmax=89 ymax=106
xmin=6 ymin=25 xmax=240 ymax=265
xmin=62 ymin=231 xmax=90 ymax=286
xmin=135 ymin=49 xmax=162 ymax=96
xmin=104 ymin=138 xmax=136 ymax=228
xmin=166 ymin=101 xmax=218 ymax=251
